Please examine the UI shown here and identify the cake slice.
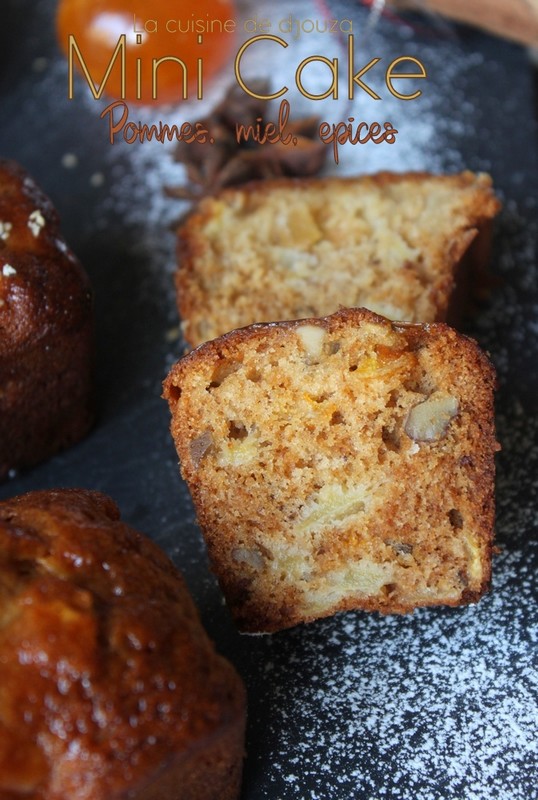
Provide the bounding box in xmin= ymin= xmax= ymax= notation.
xmin=164 ymin=308 xmax=498 ymax=633
xmin=176 ymin=171 xmax=500 ymax=347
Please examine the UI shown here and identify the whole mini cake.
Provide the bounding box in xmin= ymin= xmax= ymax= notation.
xmin=164 ymin=308 xmax=498 ymax=633
xmin=0 ymin=159 xmax=93 ymax=479
xmin=176 ymin=171 xmax=500 ymax=347
xmin=0 ymin=489 xmax=246 ymax=799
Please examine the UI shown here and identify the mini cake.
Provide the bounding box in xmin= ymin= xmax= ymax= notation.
xmin=0 ymin=489 xmax=246 ymax=799
xmin=0 ymin=159 xmax=93 ymax=479
xmin=176 ymin=171 xmax=500 ymax=347
xmin=164 ymin=308 xmax=498 ymax=633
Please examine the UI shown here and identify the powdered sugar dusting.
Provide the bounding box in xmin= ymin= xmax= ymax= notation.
xmin=241 ymin=541 xmax=537 ymax=799
xmin=99 ymin=0 xmax=479 ymax=233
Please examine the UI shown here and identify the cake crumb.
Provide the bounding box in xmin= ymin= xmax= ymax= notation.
xmin=165 ymin=326 xmax=181 ymax=343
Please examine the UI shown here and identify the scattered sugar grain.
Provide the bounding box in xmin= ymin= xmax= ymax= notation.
xmin=0 ymin=222 xmax=12 ymax=241
xmin=32 ymin=56 xmax=49 ymax=73
xmin=61 ymin=152 xmax=78 ymax=169
xmin=89 ymin=172 xmax=105 ymax=187
xmin=27 ymin=210 xmax=45 ymax=237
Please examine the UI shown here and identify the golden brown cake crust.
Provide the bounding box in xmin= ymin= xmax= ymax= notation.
xmin=176 ymin=171 xmax=500 ymax=348
xmin=0 ymin=159 xmax=94 ymax=479
xmin=0 ymin=489 xmax=246 ymax=799
xmin=164 ymin=308 xmax=498 ymax=633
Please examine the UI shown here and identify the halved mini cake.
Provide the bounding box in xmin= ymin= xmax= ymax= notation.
xmin=176 ymin=171 xmax=500 ymax=347
xmin=164 ymin=308 xmax=498 ymax=633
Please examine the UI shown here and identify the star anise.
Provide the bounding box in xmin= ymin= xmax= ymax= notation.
xmin=166 ymin=81 xmax=328 ymax=201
